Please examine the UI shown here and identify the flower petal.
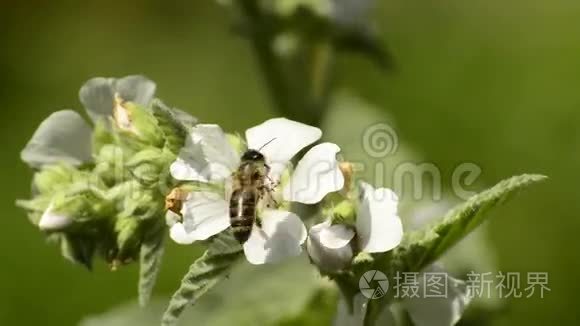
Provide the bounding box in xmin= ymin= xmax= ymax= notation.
xmin=307 ymin=220 xmax=354 ymax=272
xmin=114 ymin=75 xmax=156 ymax=107
xmin=283 ymin=143 xmax=344 ymax=204
xmin=243 ymin=209 xmax=306 ymax=265
xmin=79 ymin=77 xmax=115 ymax=123
xmin=21 ymin=110 xmax=92 ymax=168
xmin=356 ymin=182 xmax=403 ymax=253
xmin=169 ymin=223 xmax=198 ymax=245
xmin=38 ymin=203 xmax=73 ymax=231
xmin=312 ymin=220 xmax=355 ymax=249
xmin=403 ymin=270 xmax=472 ymax=326
xmin=245 ymin=118 xmax=322 ymax=179
xmin=181 ymin=191 xmax=231 ymax=240
xmin=79 ymin=75 xmax=155 ymax=123
xmin=170 ymin=124 xmax=239 ymax=182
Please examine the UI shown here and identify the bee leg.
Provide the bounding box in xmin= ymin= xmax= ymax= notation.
xmin=259 ymin=185 xmax=279 ymax=208
xmin=266 ymin=175 xmax=280 ymax=189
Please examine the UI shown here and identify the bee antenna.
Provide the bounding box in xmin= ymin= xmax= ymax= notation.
xmin=258 ymin=138 xmax=277 ymax=151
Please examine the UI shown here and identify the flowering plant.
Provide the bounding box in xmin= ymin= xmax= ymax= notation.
xmin=16 ymin=2 xmax=546 ymax=326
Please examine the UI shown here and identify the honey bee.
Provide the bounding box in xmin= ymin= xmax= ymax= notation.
xmin=229 ymin=141 xmax=276 ymax=243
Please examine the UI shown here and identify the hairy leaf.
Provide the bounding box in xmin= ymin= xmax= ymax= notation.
xmin=161 ymin=231 xmax=243 ymax=326
xmin=405 ymin=174 xmax=547 ymax=272
xmin=138 ymin=232 xmax=165 ymax=307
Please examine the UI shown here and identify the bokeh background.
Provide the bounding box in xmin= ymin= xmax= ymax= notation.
xmin=0 ymin=1 xmax=578 ymax=325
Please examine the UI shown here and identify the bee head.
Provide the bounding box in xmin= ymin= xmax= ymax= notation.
xmin=241 ymin=149 xmax=265 ymax=162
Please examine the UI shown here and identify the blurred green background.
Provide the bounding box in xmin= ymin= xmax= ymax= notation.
xmin=0 ymin=1 xmax=578 ymax=325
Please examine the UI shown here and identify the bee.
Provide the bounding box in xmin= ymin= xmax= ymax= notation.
xmin=229 ymin=140 xmax=277 ymax=243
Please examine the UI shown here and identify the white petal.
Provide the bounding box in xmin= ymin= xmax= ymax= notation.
xmin=245 ymin=118 xmax=321 ymax=179
xmin=79 ymin=75 xmax=155 ymax=123
xmin=170 ymin=124 xmax=239 ymax=182
xmin=38 ymin=204 xmax=73 ymax=231
xmin=169 ymin=223 xmax=198 ymax=245
xmin=356 ymin=182 xmax=403 ymax=253
xmin=283 ymin=143 xmax=344 ymax=204
xmin=307 ymin=220 xmax=354 ymax=272
xmin=165 ymin=210 xmax=181 ymax=227
xmin=21 ymin=110 xmax=92 ymax=168
xmin=243 ymin=209 xmax=306 ymax=265
xmin=181 ymin=191 xmax=231 ymax=240
xmin=312 ymin=220 xmax=355 ymax=249
xmin=113 ymin=75 xmax=156 ymax=107
xmin=404 ymin=271 xmax=472 ymax=326
xmin=79 ymin=77 xmax=115 ymax=123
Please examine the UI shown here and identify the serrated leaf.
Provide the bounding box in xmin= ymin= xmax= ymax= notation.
xmin=405 ymin=174 xmax=546 ymax=272
xmin=138 ymin=232 xmax=165 ymax=307
xmin=161 ymin=230 xmax=244 ymax=326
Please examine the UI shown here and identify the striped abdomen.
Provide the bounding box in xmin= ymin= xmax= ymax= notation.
xmin=229 ymin=188 xmax=257 ymax=243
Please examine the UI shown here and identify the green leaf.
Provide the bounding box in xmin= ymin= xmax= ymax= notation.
xmin=138 ymin=232 xmax=165 ymax=307
xmin=161 ymin=231 xmax=244 ymax=326
xmin=405 ymin=174 xmax=547 ymax=272
xmin=81 ymin=254 xmax=321 ymax=326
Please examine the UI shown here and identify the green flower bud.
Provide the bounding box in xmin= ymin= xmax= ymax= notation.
xmin=112 ymin=94 xmax=164 ymax=147
xmin=114 ymin=215 xmax=141 ymax=265
xmin=94 ymin=144 xmax=127 ymax=185
xmin=92 ymin=118 xmax=114 ymax=154
xmin=322 ymin=193 xmax=356 ymax=226
xmin=126 ymin=148 xmax=172 ymax=187
xmin=33 ymin=164 xmax=80 ymax=194
xmin=151 ymin=99 xmax=197 ymax=155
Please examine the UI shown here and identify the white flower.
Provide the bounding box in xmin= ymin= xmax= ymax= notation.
xmin=21 ymin=75 xmax=156 ymax=168
xmin=169 ymin=118 xmax=345 ymax=264
xmin=38 ymin=202 xmax=73 ymax=231
xmin=306 ymin=181 xmax=403 ymax=270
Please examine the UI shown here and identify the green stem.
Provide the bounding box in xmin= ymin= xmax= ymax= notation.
xmin=238 ymin=0 xmax=334 ymax=126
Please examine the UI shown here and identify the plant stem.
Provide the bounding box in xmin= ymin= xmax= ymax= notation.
xmin=238 ymin=0 xmax=334 ymax=126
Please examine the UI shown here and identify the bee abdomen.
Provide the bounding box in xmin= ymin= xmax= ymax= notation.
xmin=229 ymin=189 xmax=256 ymax=243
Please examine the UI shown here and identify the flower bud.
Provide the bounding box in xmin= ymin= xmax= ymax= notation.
xmin=114 ymin=215 xmax=141 ymax=265
xmin=33 ymin=164 xmax=79 ymax=194
xmin=112 ymin=94 xmax=164 ymax=147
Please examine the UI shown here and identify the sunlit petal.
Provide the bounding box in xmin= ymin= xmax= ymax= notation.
xmin=283 ymin=143 xmax=344 ymax=204
xmin=356 ymin=182 xmax=403 ymax=253
xmin=171 ymin=124 xmax=239 ymax=182
xmin=243 ymin=209 xmax=306 ymax=264
xmin=181 ymin=191 xmax=230 ymax=240
xmin=245 ymin=118 xmax=321 ymax=180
